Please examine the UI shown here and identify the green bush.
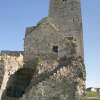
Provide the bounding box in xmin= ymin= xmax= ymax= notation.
xmin=86 ymin=91 xmax=100 ymax=97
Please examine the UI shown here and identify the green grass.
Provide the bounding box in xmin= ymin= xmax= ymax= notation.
xmin=86 ymin=91 xmax=100 ymax=97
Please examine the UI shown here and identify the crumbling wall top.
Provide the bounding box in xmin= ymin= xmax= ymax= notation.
xmin=0 ymin=51 xmax=24 ymax=57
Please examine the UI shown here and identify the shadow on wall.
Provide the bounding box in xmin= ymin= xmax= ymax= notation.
xmin=1 ymin=59 xmax=38 ymax=100
xmin=1 ymin=56 xmax=85 ymax=100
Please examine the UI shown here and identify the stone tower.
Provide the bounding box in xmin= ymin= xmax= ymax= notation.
xmin=24 ymin=0 xmax=84 ymax=61
xmin=49 ymin=0 xmax=84 ymax=57
xmin=22 ymin=0 xmax=86 ymax=99
xmin=1 ymin=0 xmax=86 ymax=100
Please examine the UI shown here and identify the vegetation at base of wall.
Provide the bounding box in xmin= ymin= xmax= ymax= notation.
xmin=86 ymin=91 xmax=100 ymax=97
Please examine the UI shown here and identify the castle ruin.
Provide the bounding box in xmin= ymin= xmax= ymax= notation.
xmin=0 ymin=0 xmax=86 ymax=100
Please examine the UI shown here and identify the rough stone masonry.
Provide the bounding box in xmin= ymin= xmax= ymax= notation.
xmin=0 ymin=0 xmax=86 ymax=100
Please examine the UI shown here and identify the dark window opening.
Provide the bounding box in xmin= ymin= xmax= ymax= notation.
xmin=53 ymin=46 xmax=58 ymax=53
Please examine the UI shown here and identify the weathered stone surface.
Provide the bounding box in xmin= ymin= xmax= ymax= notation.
xmin=21 ymin=0 xmax=85 ymax=99
xmin=20 ymin=37 xmax=86 ymax=100
xmin=49 ymin=0 xmax=84 ymax=57
xmin=0 ymin=51 xmax=23 ymax=99
xmin=0 ymin=0 xmax=86 ymax=100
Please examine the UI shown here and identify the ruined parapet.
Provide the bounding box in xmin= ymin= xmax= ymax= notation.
xmin=0 ymin=51 xmax=23 ymax=76
xmin=0 ymin=51 xmax=24 ymax=98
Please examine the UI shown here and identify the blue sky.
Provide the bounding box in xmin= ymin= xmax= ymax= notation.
xmin=0 ymin=0 xmax=100 ymax=88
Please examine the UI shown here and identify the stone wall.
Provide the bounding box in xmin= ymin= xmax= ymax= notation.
xmin=20 ymin=55 xmax=85 ymax=100
xmin=24 ymin=17 xmax=62 ymax=61
xmin=49 ymin=0 xmax=82 ymax=33
xmin=20 ymin=36 xmax=86 ymax=100
xmin=49 ymin=0 xmax=84 ymax=57
xmin=0 ymin=51 xmax=23 ymax=98
xmin=24 ymin=17 xmax=82 ymax=62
